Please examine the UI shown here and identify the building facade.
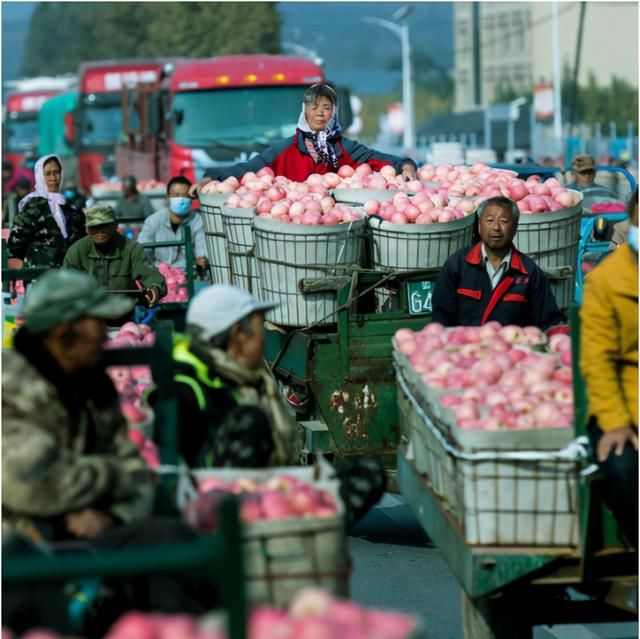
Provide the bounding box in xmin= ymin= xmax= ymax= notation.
xmin=453 ymin=2 xmax=533 ymax=112
xmin=453 ymin=2 xmax=638 ymax=113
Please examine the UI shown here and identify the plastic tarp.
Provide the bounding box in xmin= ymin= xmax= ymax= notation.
xmin=37 ymin=91 xmax=77 ymax=157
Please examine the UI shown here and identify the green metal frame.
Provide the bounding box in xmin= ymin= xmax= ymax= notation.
xmin=264 ymin=269 xmax=441 ymax=462
xmin=3 ymin=499 xmax=247 ymax=639
xmin=395 ymin=304 xmax=635 ymax=634
xmin=396 ymin=451 xmax=576 ymax=598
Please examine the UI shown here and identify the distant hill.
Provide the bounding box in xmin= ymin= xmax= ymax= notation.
xmin=279 ymin=2 xmax=453 ymax=74
xmin=2 ymin=2 xmax=453 ymax=93
xmin=2 ymin=2 xmax=38 ymax=83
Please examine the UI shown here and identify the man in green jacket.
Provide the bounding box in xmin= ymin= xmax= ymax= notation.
xmin=64 ymin=205 xmax=166 ymax=307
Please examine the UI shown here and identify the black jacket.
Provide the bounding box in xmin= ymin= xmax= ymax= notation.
xmin=431 ymin=242 xmax=566 ymax=330
xmin=151 ymin=337 xmax=274 ymax=468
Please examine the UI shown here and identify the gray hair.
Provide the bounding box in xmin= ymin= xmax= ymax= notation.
xmin=476 ymin=196 xmax=520 ymax=224
xmin=303 ymin=83 xmax=337 ymax=107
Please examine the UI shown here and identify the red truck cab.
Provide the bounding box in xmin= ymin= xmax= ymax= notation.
xmin=73 ymin=60 xmax=168 ymax=192
xmin=3 ymin=89 xmax=61 ymax=168
xmin=116 ymin=55 xmax=351 ymax=184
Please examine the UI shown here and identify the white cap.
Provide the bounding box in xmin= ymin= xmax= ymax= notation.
xmin=186 ymin=285 xmax=278 ymax=339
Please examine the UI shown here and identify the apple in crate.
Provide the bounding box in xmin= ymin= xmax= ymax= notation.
xmin=198 ymin=476 xmax=228 ymax=494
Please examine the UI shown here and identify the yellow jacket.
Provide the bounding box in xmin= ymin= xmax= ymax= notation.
xmin=580 ymin=244 xmax=638 ymax=431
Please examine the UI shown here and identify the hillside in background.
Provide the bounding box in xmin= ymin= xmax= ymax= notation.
xmin=2 ymin=2 xmax=452 ymax=89
xmin=2 ymin=2 xmax=38 ymax=83
xmin=279 ymin=2 xmax=453 ymax=72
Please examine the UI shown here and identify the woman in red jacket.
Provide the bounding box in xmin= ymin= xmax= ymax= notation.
xmin=191 ymin=83 xmax=417 ymax=195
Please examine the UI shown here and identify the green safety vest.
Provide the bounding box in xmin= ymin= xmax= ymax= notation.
xmin=172 ymin=335 xmax=227 ymax=412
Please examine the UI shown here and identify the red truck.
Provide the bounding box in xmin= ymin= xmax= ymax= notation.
xmin=115 ymin=55 xmax=352 ymax=184
xmin=72 ymin=59 xmax=170 ymax=192
xmin=3 ymin=89 xmax=62 ymax=168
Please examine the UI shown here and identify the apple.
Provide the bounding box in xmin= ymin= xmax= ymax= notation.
xmin=198 ymin=476 xmax=228 ymax=493
xmin=261 ymin=490 xmax=295 ymax=519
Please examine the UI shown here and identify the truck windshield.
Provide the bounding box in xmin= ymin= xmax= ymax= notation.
xmin=4 ymin=115 xmax=38 ymax=152
xmin=79 ymin=104 xmax=123 ymax=146
xmin=172 ymin=86 xmax=306 ymax=148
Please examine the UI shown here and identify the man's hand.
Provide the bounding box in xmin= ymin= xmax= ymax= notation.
xmin=401 ymin=164 xmax=417 ymax=182
xmin=65 ymin=509 xmax=114 ymax=539
xmin=145 ymin=287 xmax=160 ymax=307
xmin=597 ymin=426 xmax=638 ymax=463
xmin=7 ymin=258 xmax=23 ymax=269
xmin=189 ymin=177 xmax=211 ymax=198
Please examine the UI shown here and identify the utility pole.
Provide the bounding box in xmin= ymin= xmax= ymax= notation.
xmin=569 ymin=2 xmax=587 ymax=129
xmin=551 ymin=2 xmax=563 ymax=151
xmin=363 ymin=8 xmax=415 ymax=151
xmin=472 ymin=3 xmax=482 ymax=106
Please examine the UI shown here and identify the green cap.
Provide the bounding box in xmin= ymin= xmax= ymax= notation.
xmin=22 ymin=269 xmax=136 ymax=334
xmin=85 ymin=205 xmax=116 ymax=227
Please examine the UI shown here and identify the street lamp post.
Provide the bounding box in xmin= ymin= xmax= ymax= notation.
xmin=362 ymin=10 xmax=415 ymax=152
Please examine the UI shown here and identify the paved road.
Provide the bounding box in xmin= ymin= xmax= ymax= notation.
xmin=349 ymin=494 xmax=638 ymax=639
xmin=349 ymin=493 xmax=463 ymax=639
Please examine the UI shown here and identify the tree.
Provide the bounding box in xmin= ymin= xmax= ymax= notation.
xmin=22 ymin=2 xmax=281 ymax=75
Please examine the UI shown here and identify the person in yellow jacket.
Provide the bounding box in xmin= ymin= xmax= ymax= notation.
xmin=580 ymin=188 xmax=638 ymax=547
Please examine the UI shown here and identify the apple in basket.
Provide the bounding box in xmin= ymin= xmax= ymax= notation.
xmin=249 ymin=608 xmax=294 ymax=639
xmin=198 ymin=476 xmax=228 ymax=494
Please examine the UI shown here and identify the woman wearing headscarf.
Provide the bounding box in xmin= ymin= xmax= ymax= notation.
xmin=190 ymin=84 xmax=417 ymax=195
xmin=7 ymin=154 xmax=86 ymax=268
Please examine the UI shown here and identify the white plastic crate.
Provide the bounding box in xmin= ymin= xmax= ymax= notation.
xmin=181 ymin=465 xmax=349 ymax=607
xmin=199 ymin=193 xmax=232 ymax=285
xmin=221 ymin=207 xmax=262 ymax=297
xmin=515 ymin=192 xmax=583 ymax=311
xmin=252 ymin=214 xmax=366 ymax=327
xmin=369 ymin=214 xmax=475 ymax=311
xmin=395 ymin=370 xmax=583 ymax=547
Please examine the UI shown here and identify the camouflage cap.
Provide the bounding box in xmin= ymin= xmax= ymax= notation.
xmin=571 ymin=155 xmax=596 ymax=172
xmin=22 ymin=269 xmax=135 ymax=335
xmin=85 ymin=205 xmax=116 ymax=227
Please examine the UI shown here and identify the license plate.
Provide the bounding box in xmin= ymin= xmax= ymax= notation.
xmin=407 ymin=280 xmax=435 ymax=315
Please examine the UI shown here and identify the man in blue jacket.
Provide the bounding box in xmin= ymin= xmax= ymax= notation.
xmin=432 ymin=196 xmax=566 ymax=331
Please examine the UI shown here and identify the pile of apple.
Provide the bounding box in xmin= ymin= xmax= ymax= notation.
xmin=104 ymin=321 xmax=155 ymax=348
xmin=363 ymin=190 xmax=475 ymax=225
xmin=249 ymin=587 xmax=419 ymax=639
xmin=417 ymin=163 xmax=582 ymax=214
xmin=183 ymin=474 xmax=339 ymax=531
xmin=106 ymin=364 xmax=159 ymax=468
xmin=106 ymin=364 xmax=153 ymax=422
xmin=158 ymin=262 xmax=189 ymax=303
xmin=90 ymin=179 xmax=166 ymax=192
xmin=202 ymin=167 xmax=363 ymax=226
xmin=394 ymin=323 xmax=575 ymax=431
xmin=10 ymin=588 xmax=419 ymax=639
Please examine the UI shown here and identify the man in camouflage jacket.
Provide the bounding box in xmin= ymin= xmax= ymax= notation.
xmin=2 ymin=269 xmax=154 ymax=542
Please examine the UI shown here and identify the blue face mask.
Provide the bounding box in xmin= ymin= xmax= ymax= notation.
xmin=169 ymin=196 xmax=191 ymax=216
xmin=628 ymin=225 xmax=638 ymax=253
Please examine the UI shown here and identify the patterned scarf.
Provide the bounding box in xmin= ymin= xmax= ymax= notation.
xmin=18 ymin=154 xmax=68 ymax=239
xmin=297 ymin=104 xmax=342 ymax=171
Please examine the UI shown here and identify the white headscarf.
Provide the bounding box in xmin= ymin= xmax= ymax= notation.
xmin=18 ymin=154 xmax=68 ymax=239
